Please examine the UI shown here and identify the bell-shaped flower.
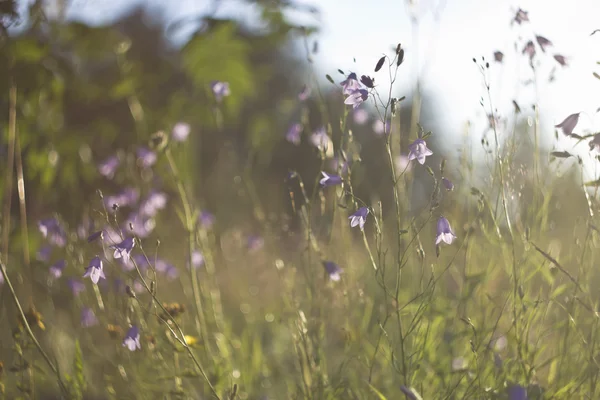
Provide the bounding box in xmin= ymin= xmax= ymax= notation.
xmin=348 ymin=207 xmax=369 ymax=230
xmin=344 ymin=89 xmax=368 ymax=109
xmin=555 ymin=113 xmax=579 ymax=136
xmin=408 ymin=139 xmax=433 ymax=165
xmin=286 ymin=123 xmax=302 ymax=145
xmin=172 ymin=122 xmax=191 ymax=142
xmin=112 ymin=237 xmax=135 ymax=262
xmin=319 ymin=172 xmax=342 ymax=187
xmin=123 ymin=325 xmax=141 ymax=351
xmin=435 ymin=216 xmax=457 ymax=246
xmin=83 ymin=256 xmax=105 ymax=284
xmin=322 ymin=261 xmax=342 ymax=281
xmin=211 ymin=81 xmax=230 ymax=102
xmin=340 ymin=72 xmax=361 ymax=95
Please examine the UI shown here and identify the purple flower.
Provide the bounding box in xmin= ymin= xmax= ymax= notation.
xmin=513 ymin=8 xmax=529 ymax=24
xmin=139 ymin=191 xmax=167 ymax=217
xmin=49 ymin=259 xmax=66 ymax=279
xmin=105 ymin=187 xmax=140 ymax=210
xmin=98 ymin=155 xmax=119 ymax=179
xmin=348 ymin=207 xmax=369 ymax=230
xmin=553 ymin=54 xmax=567 ymax=66
xmin=83 ymin=256 xmax=106 ymax=284
xmin=309 ymin=126 xmax=332 ymax=152
xmin=172 ymin=122 xmax=191 ymax=142
xmin=507 ymin=385 xmax=528 ymax=400
xmin=68 ymin=278 xmax=86 ymax=296
xmin=493 ymin=51 xmax=504 ymax=63
xmin=319 ymin=172 xmax=342 ymax=187
xmin=322 ymin=261 xmax=342 ymax=281
xmin=36 ymin=245 xmax=52 ymax=262
xmin=132 ymin=254 xmax=150 ymax=272
xmin=555 ymin=113 xmax=580 ymax=136
xmin=38 ymin=218 xmax=67 ymax=247
xmin=340 ymin=72 xmax=361 ymax=95
xmin=298 ymin=85 xmax=311 ymax=101
xmin=199 ymin=211 xmax=216 ymax=229
xmin=535 ymin=35 xmax=552 ymax=52
xmin=400 ymin=386 xmax=418 ymax=400
xmin=81 ymin=307 xmax=98 ymax=328
xmin=344 ymin=89 xmax=369 ymax=109
xmin=124 ymin=213 xmax=155 ymax=238
xmin=329 ymin=157 xmax=349 ymax=176
xmin=286 ymin=123 xmax=302 ymax=145
xmin=408 ymin=139 xmax=433 ymax=165
xmin=435 ymin=217 xmax=457 ymax=246
xmin=191 ymin=250 xmax=204 ymax=268
xmin=352 ymin=109 xmax=369 ymax=125
xmin=87 ymin=230 xmax=103 ymax=243
xmin=589 ymin=133 xmax=600 ymax=152
xmin=165 ymin=264 xmax=179 ymax=280
xmin=442 ymin=177 xmax=454 ymax=191
xmin=112 ymin=237 xmax=135 ymax=261
xmin=155 ymin=259 xmax=172 ymax=274
xmin=136 ymin=147 xmax=157 ymax=168
xmin=522 ymin=41 xmax=535 ymax=60
xmin=247 ymin=235 xmax=265 ymax=252
xmin=211 ymin=81 xmax=230 ymax=102
xmin=123 ymin=325 xmax=141 ymax=351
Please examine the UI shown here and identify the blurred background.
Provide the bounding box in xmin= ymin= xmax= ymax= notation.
xmin=2 ymin=0 xmax=600 ymax=398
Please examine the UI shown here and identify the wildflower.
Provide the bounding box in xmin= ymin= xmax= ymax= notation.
xmin=553 ymin=54 xmax=567 ymax=66
xmin=408 ymin=139 xmax=433 ymax=165
xmin=360 ymin=75 xmax=374 ymax=88
xmin=322 ymin=261 xmax=342 ymax=281
xmin=36 ymin=245 xmax=52 ymax=262
xmin=211 ymin=81 xmax=230 ymax=102
xmin=247 ymin=235 xmax=265 ymax=252
xmin=340 ymin=72 xmax=361 ymax=95
xmin=165 ymin=264 xmax=179 ymax=280
xmin=98 ymin=155 xmax=119 ymax=179
xmin=124 ymin=213 xmax=155 ymax=238
xmin=442 ymin=177 xmax=454 ymax=191
xmin=112 ymin=237 xmax=135 ymax=261
xmin=286 ymin=123 xmax=302 ymax=145
xmin=352 ymin=109 xmax=369 ymax=125
xmin=555 ymin=113 xmax=579 ymax=136
xmin=309 ymin=126 xmax=332 ymax=152
xmin=319 ymin=171 xmax=342 ymax=187
xmin=400 ymin=386 xmax=419 ymax=400
xmin=344 ymin=89 xmax=368 ymax=109
xmin=522 ymin=41 xmax=535 ymax=60
xmin=105 ymin=187 xmax=140 ymax=210
xmin=507 ymin=384 xmax=528 ymax=400
xmin=49 ymin=259 xmax=66 ymax=279
xmin=493 ymin=51 xmax=504 ymax=63
xmin=435 ymin=216 xmax=457 ymax=245
xmin=513 ymin=8 xmax=529 ymax=24
xmin=535 ymin=35 xmax=552 ymax=52
xmin=136 ymin=147 xmax=157 ymax=168
xmin=83 ymin=256 xmax=105 ymax=284
xmin=191 ymin=250 xmax=204 ymax=268
xmin=348 ymin=207 xmax=369 ymax=230
xmin=87 ymin=230 xmax=103 ymax=243
xmin=589 ymin=133 xmax=600 ymax=151
xmin=81 ymin=308 xmax=98 ymax=328
xmin=172 ymin=122 xmax=190 ymax=142
xmin=38 ymin=218 xmax=67 ymax=247
xmin=155 ymin=259 xmax=172 ymax=274
xmin=198 ymin=211 xmax=216 ymax=229
xmin=139 ymin=191 xmax=167 ymax=217
xmin=67 ymin=278 xmax=86 ymax=296
xmin=298 ymin=85 xmax=311 ymax=101
xmin=123 ymin=325 xmax=141 ymax=351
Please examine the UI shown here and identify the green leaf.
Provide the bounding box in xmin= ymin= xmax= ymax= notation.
xmin=550 ymin=151 xmax=572 ymax=158
xmin=367 ymin=383 xmax=388 ymax=400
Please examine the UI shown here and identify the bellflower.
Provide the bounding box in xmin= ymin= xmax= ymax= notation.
xmin=81 ymin=307 xmax=98 ymax=328
xmin=507 ymin=385 xmax=528 ymax=400
xmin=136 ymin=147 xmax=157 ymax=168
xmin=105 ymin=187 xmax=140 ymax=210
xmin=522 ymin=41 xmax=535 ymax=60
xmin=36 ymin=245 xmax=52 ymax=262
xmin=112 ymin=237 xmax=135 ymax=261
xmin=191 ymin=250 xmax=205 ymax=268
xmin=408 ymin=139 xmax=433 ymax=164
xmin=38 ymin=218 xmax=67 ymax=247
xmin=535 ymin=35 xmax=552 ymax=52
xmin=298 ymin=84 xmax=311 ymax=101
xmin=340 ymin=72 xmax=361 ymax=95
xmin=352 ymin=109 xmax=369 ymax=125
xmin=211 ymin=81 xmax=230 ymax=102
xmin=348 ymin=207 xmax=369 ymax=230
xmin=124 ymin=212 xmax=155 ymax=238
xmin=435 ymin=216 xmax=457 ymax=245
xmin=322 ymin=261 xmax=342 ymax=281
xmin=286 ymin=123 xmax=302 ymax=145
xmin=123 ymin=325 xmax=141 ymax=351
xmin=172 ymin=122 xmax=191 ymax=142
xmin=344 ymin=89 xmax=368 ymax=109
xmin=442 ymin=177 xmax=454 ymax=191
xmin=98 ymin=155 xmax=119 ymax=179
xmin=553 ymin=54 xmax=567 ymax=66
xmin=139 ymin=191 xmax=167 ymax=217
xmin=68 ymin=278 xmax=86 ymax=296
xmin=555 ymin=113 xmax=579 ymax=136
xmin=84 ymin=256 xmax=106 ymax=284
xmin=49 ymin=259 xmax=66 ymax=279
xmin=493 ymin=51 xmax=504 ymax=63
xmin=199 ymin=211 xmax=216 ymax=229
xmin=319 ymin=172 xmax=342 ymax=187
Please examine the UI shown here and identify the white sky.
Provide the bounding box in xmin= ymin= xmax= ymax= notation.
xmin=45 ymin=0 xmax=600 ymax=176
